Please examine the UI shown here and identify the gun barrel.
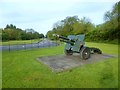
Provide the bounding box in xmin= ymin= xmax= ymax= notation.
xmin=53 ymin=34 xmax=75 ymax=44
xmin=53 ymin=34 xmax=69 ymax=40
xmin=59 ymin=36 xmax=69 ymax=40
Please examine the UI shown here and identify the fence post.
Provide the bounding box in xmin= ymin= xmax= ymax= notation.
xmin=43 ymin=38 xmax=44 ymax=47
xmin=49 ymin=41 xmax=50 ymax=47
xmin=37 ymin=39 xmax=39 ymax=48
xmin=9 ymin=44 xmax=10 ymax=52
xmin=56 ymin=37 xmax=57 ymax=46
xmin=24 ymin=42 xmax=26 ymax=50
xmin=17 ymin=43 xmax=18 ymax=51
xmin=38 ymin=43 xmax=39 ymax=48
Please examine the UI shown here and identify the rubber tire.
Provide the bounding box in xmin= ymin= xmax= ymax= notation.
xmin=64 ymin=49 xmax=73 ymax=55
xmin=90 ymin=47 xmax=102 ymax=54
xmin=80 ymin=47 xmax=91 ymax=60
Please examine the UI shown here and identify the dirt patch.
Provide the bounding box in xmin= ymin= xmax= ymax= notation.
xmin=36 ymin=54 xmax=114 ymax=73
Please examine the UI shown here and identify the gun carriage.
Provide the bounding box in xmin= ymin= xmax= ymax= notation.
xmin=53 ymin=34 xmax=102 ymax=60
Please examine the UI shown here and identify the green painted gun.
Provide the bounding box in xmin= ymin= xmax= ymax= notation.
xmin=53 ymin=34 xmax=102 ymax=60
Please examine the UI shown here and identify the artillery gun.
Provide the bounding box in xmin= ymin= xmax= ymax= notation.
xmin=53 ymin=34 xmax=102 ymax=60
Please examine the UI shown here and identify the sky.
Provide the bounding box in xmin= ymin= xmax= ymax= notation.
xmin=0 ymin=0 xmax=119 ymax=35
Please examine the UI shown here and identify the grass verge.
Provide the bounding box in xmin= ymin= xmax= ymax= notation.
xmin=1 ymin=39 xmax=43 ymax=46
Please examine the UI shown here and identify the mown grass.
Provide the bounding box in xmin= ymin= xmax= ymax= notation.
xmin=1 ymin=39 xmax=43 ymax=46
xmin=2 ymin=42 xmax=118 ymax=88
xmin=0 ymin=51 xmax=2 ymax=89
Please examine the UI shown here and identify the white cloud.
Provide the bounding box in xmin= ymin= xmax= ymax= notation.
xmin=1 ymin=0 xmax=119 ymax=3
xmin=0 ymin=0 xmax=119 ymax=34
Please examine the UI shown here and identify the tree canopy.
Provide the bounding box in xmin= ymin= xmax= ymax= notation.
xmin=1 ymin=24 xmax=44 ymax=41
xmin=46 ymin=2 xmax=119 ymax=43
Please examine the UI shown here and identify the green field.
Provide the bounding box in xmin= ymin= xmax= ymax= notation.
xmin=2 ymin=42 xmax=118 ymax=88
xmin=1 ymin=39 xmax=42 ymax=46
xmin=0 ymin=51 xmax=2 ymax=89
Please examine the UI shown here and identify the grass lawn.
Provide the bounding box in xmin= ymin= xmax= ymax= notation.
xmin=1 ymin=39 xmax=43 ymax=46
xmin=2 ymin=42 xmax=118 ymax=88
xmin=0 ymin=51 xmax=1 ymax=89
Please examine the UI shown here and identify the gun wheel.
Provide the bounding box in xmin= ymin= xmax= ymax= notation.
xmin=80 ymin=47 xmax=90 ymax=60
xmin=64 ymin=49 xmax=73 ymax=55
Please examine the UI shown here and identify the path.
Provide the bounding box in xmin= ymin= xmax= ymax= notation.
xmin=0 ymin=39 xmax=58 ymax=51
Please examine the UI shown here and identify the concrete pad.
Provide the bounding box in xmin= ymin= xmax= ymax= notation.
xmin=36 ymin=54 xmax=114 ymax=73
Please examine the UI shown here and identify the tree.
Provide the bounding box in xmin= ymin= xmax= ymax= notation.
xmin=2 ymin=30 xmax=9 ymax=41
xmin=46 ymin=16 xmax=95 ymax=40
xmin=2 ymin=24 xmax=43 ymax=40
xmin=33 ymin=32 xmax=39 ymax=39
xmin=62 ymin=16 xmax=80 ymax=35
xmin=104 ymin=2 xmax=118 ymax=22
xmin=20 ymin=31 xmax=26 ymax=40
xmin=26 ymin=32 xmax=32 ymax=40
xmin=39 ymin=33 xmax=44 ymax=38
xmin=47 ymin=2 xmax=119 ymax=42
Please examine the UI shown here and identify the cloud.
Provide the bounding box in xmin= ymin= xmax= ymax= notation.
xmin=0 ymin=0 xmax=119 ymax=35
xmin=1 ymin=0 xmax=119 ymax=3
xmin=0 ymin=0 xmax=73 ymax=22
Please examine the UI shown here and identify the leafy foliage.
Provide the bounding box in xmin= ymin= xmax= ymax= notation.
xmin=47 ymin=16 xmax=94 ymax=40
xmin=46 ymin=2 xmax=119 ymax=43
xmin=1 ymin=24 xmax=44 ymax=41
